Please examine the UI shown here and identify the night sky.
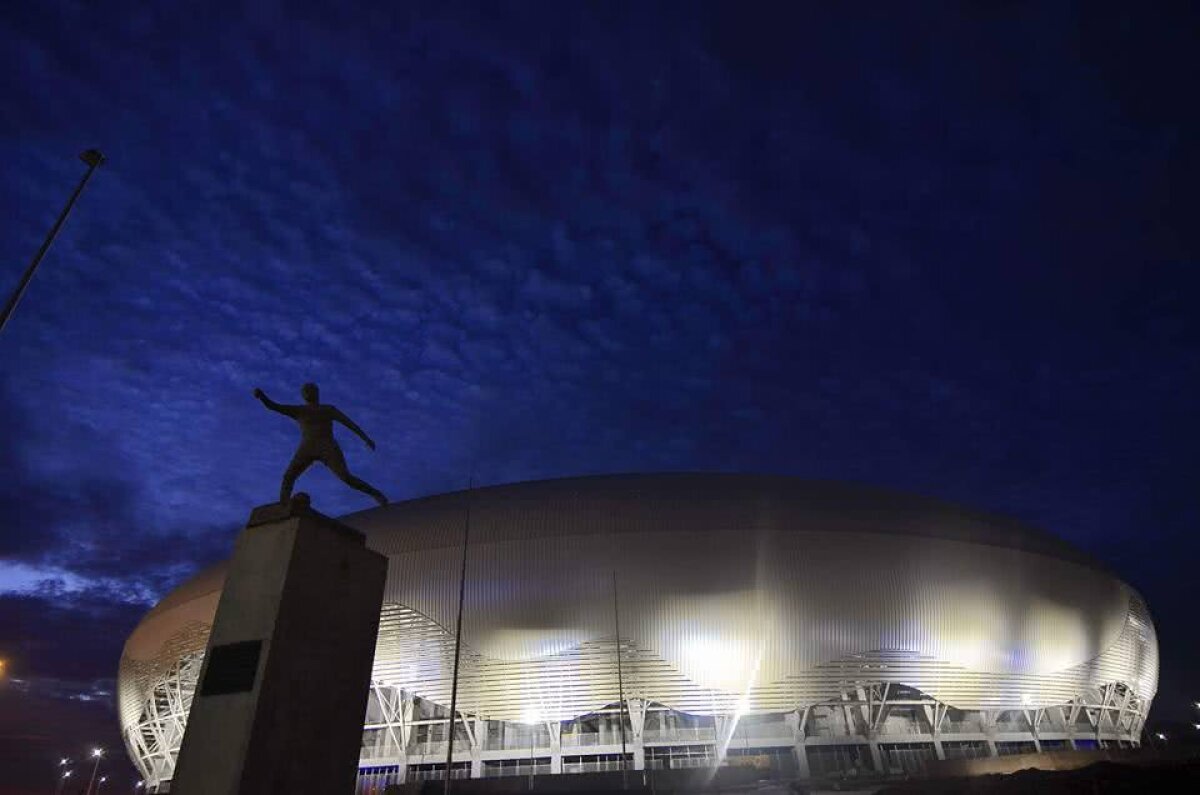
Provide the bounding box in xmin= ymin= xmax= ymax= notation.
xmin=2 ymin=2 xmax=1198 ymax=791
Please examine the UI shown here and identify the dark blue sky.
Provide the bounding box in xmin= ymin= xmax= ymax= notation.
xmin=2 ymin=1 xmax=1198 ymax=789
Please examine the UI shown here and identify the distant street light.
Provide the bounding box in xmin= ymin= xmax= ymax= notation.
xmin=55 ymin=770 xmax=72 ymax=795
xmin=85 ymin=747 xmax=104 ymax=795
xmin=0 ymin=148 xmax=105 ymax=336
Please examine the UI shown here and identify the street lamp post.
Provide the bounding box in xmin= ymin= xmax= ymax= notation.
xmin=0 ymin=148 xmax=105 ymax=336
xmin=54 ymin=770 xmax=72 ymax=795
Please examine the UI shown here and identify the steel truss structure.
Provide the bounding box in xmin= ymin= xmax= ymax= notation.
xmin=122 ymin=651 xmax=203 ymax=788
xmin=351 ymin=678 xmax=1147 ymax=790
xmin=119 ymin=645 xmax=1148 ymax=792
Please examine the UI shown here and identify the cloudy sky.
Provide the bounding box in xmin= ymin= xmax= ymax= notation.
xmin=1 ymin=1 xmax=1198 ymax=790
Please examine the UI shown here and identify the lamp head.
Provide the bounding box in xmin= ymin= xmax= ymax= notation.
xmin=79 ymin=149 xmax=106 ymax=168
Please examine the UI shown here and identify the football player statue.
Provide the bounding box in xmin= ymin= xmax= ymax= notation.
xmin=253 ymin=382 xmax=388 ymax=506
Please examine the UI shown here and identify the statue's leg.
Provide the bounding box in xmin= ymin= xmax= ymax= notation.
xmin=323 ymin=445 xmax=388 ymax=506
xmin=280 ymin=451 xmax=316 ymax=502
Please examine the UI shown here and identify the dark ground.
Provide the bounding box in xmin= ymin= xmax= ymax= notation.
xmin=384 ymin=754 xmax=1200 ymax=793
xmin=876 ymin=757 xmax=1200 ymax=794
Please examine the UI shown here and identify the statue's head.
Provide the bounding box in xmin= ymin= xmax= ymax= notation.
xmin=301 ymin=382 xmax=319 ymax=404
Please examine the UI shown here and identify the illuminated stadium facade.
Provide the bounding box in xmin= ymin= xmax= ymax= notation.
xmin=118 ymin=474 xmax=1158 ymax=791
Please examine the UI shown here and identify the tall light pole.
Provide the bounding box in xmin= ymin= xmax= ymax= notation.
xmin=612 ymin=571 xmax=628 ymax=790
xmin=0 ymin=148 xmax=105 ymax=335
xmin=54 ymin=769 xmax=72 ymax=795
xmin=443 ymin=474 xmax=473 ymax=795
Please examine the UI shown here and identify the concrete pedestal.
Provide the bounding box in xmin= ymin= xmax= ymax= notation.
xmin=172 ymin=497 xmax=387 ymax=795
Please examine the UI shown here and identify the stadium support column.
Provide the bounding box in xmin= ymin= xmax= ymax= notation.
xmin=845 ymin=689 xmax=882 ymax=772
xmin=715 ymin=714 xmax=732 ymax=763
xmin=982 ymin=710 xmax=999 ymax=756
xmin=547 ymin=721 xmax=562 ymax=774
xmin=785 ymin=708 xmax=811 ymax=778
xmin=922 ymin=701 xmax=947 ymax=761
xmin=370 ymin=684 xmax=413 ymax=774
xmin=469 ymin=716 xmax=483 ymax=778
xmin=1064 ymin=701 xmax=1082 ymax=750
xmin=627 ymin=698 xmax=648 ymax=771
xmin=1113 ymin=686 xmax=1132 ymax=748
xmin=396 ymin=692 xmax=414 ymax=782
xmin=855 ymin=686 xmax=884 ymax=770
xmin=171 ymin=497 xmax=387 ymax=795
xmin=1025 ymin=709 xmax=1042 ymax=753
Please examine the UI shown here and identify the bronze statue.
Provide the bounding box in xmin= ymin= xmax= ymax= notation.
xmin=254 ymin=383 xmax=389 ymax=506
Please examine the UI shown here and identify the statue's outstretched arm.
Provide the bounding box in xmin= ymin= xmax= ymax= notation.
xmin=253 ymin=388 xmax=299 ymax=418
xmin=334 ymin=408 xmax=376 ymax=450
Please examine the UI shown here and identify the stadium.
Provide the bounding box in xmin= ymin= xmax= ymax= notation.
xmin=117 ymin=474 xmax=1158 ymax=791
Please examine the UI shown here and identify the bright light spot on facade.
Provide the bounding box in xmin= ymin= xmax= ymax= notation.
xmin=681 ymin=637 xmax=746 ymax=688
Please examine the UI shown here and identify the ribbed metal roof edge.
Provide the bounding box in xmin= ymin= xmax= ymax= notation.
xmin=341 ymin=472 xmax=1111 ymax=574
xmin=129 ymin=563 xmax=225 ymax=626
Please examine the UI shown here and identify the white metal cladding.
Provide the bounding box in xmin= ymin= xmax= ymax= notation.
xmin=366 ymin=591 xmax=1156 ymax=722
xmin=117 ymin=474 xmax=1158 ymax=780
xmin=347 ymin=474 xmax=1155 ymax=719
